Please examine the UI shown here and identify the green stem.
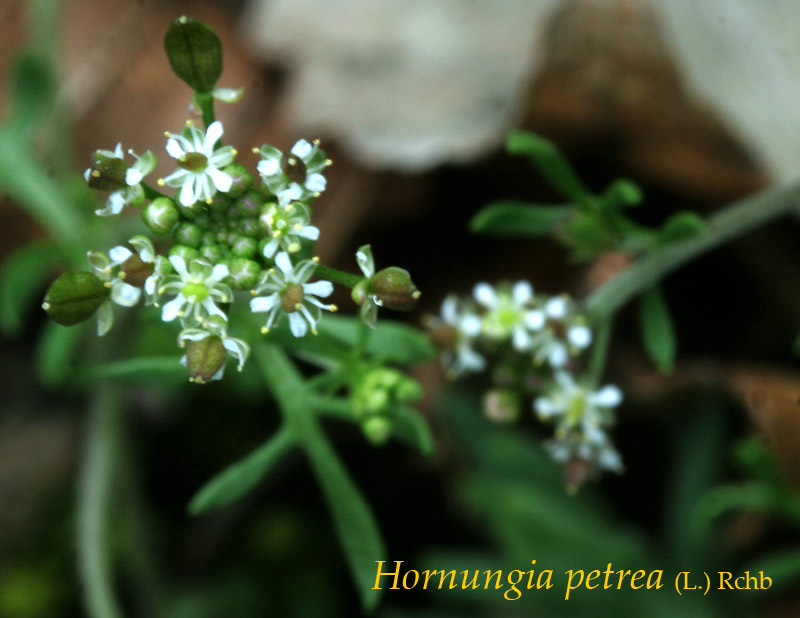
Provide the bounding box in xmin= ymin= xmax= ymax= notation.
xmin=586 ymin=181 xmax=800 ymax=319
xmin=77 ymin=382 xmax=124 ymax=618
xmin=314 ymin=264 xmax=363 ymax=289
xmin=587 ymin=317 xmax=612 ymax=385
xmin=194 ymin=92 xmax=215 ymax=131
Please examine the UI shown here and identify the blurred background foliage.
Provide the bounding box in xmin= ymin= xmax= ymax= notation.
xmin=3 ymin=0 xmax=800 ymax=616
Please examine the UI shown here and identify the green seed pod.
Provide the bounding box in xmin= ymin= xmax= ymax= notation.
xmin=239 ymin=217 xmax=260 ymax=238
xmin=200 ymin=243 xmax=224 ymax=263
xmin=86 ymin=156 xmax=127 ymax=191
xmin=119 ymin=254 xmax=154 ymax=288
xmin=142 ymin=197 xmax=179 ymax=234
xmin=208 ymin=193 xmax=231 ymax=214
xmin=42 ymin=271 xmax=109 ymax=326
xmin=234 ymin=190 xmax=263 ymax=217
xmin=368 ymin=267 xmax=420 ymax=311
xmin=173 ymin=222 xmax=203 ymax=248
xmin=185 ymin=335 xmax=227 ymax=383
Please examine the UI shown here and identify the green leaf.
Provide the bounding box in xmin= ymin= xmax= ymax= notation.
xmin=0 ymin=242 xmax=58 ymax=336
xmin=298 ymin=415 xmax=386 ymax=613
xmin=7 ymin=50 xmax=55 ymax=134
xmin=317 ymin=315 xmax=436 ymax=365
xmin=469 ymin=201 xmax=572 ymax=237
xmin=600 ymin=178 xmax=643 ymax=210
xmin=505 ymin=130 xmax=592 ymax=206
xmin=745 ymin=547 xmax=800 ymax=592
xmin=88 ymin=356 xmax=187 ymax=385
xmin=164 ymin=16 xmax=222 ymax=93
xmin=189 ymin=427 xmax=296 ymax=515
xmin=390 ymin=405 xmax=435 ymax=456
xmin=657 ymin=211 xmax=707 ymax=245
xmin=35 ymin=320 xmax=87 ymax=388
xmin=637 ymin=284 xmax=676 ymax=373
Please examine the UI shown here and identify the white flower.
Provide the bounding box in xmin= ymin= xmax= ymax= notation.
xmin=160 ymin=120 xmax=236 ymax=206
xmin=436 ymin=295 xmax=485 ymax=377
xmin=178 ymin=320 xmax=250 ymax=381
xmin=84 ymin=143 xmax=156 ymax=216
xmin=534 ymin=371 xmax=623 ymax=471
xmin=156 ymin=256 xmax=232 ymax=327
xmin=259 ymin=202 xmax=320 ymax=257
xmin=256 ymin=139 xmax=329 ymax=205
xmin=250 ymin=252 xmax=336 ymax=336
xmin=474 ymin=281 xmax=538 ymax=351
xmin=526 ymin=295 xmax=593 ymax=368
xmin=353 ymin=244 xmax=380 ymax=328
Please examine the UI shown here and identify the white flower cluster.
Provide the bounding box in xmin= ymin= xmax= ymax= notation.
xmin=433 ymin=280 xmax=623 ymax=477
xmin=82 ymin=120 xmax=342 ymax=381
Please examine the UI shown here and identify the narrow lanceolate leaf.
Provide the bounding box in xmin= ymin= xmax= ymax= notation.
xmin=297 ymin=414 xmax=387 ymax=613
xmin=505 ymin=130 xmax=592 ymax=207
xmin=35 ymin=320 xmax=87 ymax=388
xmin=164 ymin=16 xmax=222 ymax=93
xmin=657 ymin=211 xmax=707 ymax=246
xmin=8 ymin=50 xmax=56 ymax=135
xmin=390 ymin=405 xmax=435 ymax=456
xmin=89 ymin=357 xmax=187 ymax=385
xmin=469 ymin=202 xmax=572 ymax=237
xmin=189 ymin=427 xmax=295 ymax=515
xmin=637 ymin=284 xmax=677 ymax=373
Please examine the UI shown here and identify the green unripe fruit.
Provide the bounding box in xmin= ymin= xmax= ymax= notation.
xmin=362 ymin=416 xmax=392 ymax=446
xmin=228 ymin=258 xmax=260 ymax=290
xmin=368 ymin=267 xmax=420 ymax=311
xmin=200 ymin=244 xmax=224 ymax=263
xmin=185 ymin=336 xmax=226 ymax=383
xmin=223 ymin=163 xmax=253 ymax=198
xmin=42 ymin=271 xmax=109 ymax=326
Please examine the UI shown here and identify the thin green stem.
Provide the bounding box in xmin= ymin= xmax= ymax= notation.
xmin=194 ymin=92 xmax=215 ymax=131
xmin=314 ymin=264 xmax=363 ymax=289
xmin=587 ymin=317 xmax=613 ymax=386
xmin=586 ymin=181 xmax=800 ymax=319
xmin=77 ymin=382 xmax=124 ymax=618
xmin=141 ymin=182 xmax=170 ymax=202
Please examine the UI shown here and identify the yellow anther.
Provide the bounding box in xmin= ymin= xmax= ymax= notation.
xmin=91 ymin=170 xmax=101 ymax=178
xmin=260 ymin=326 xmax=269 ymax=334
xmin=325 ymin=159 xmax=333 ymax=166
xmin=311 ymin=328 xmax=318 ymax=335
xmin=312 ymin=256 xmax=320 ymax=263
xmin=205 ymin=198 xmax=213 ymax=204
xmin=185 ymin=119 xmax=194 ymax=127
xmin=231 ymin=148 xmax=238 ymax=156
xmin=313 ymin=139 xmax=321 ymax=145
xmin=104 ymin=282 xmax=112 ymax=288
xmin=157 ymin=179 xmax=166 ymax=187
xmin=272 ymin=231 xmax=281 ymax=238
xmin=164 ymin=131 xmax=172 ymax=138
xmin=330 ymin=304 xmax=338 ymax=312
xmin=251 ymin=147 xmax=260 ymax=155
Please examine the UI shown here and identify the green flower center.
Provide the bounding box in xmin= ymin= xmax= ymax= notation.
xmin=566 ymin=390 xmax=586 ymax=427
xmin=179 ymin=152 xmax=208 ymax=172
xmin=182 ymin=282 xmax=209 ymax=302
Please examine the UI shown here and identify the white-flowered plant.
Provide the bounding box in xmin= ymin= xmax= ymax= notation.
xmin=84 ymin=143 xmax=156 ymax=216
xmin=157 ymin=256 xmax=232 ymax=326
xmin=256 ymin=139 xmax=330 ymax=206
xmin=48 ymin=36 xmax=419 ymax=386
xmin=259 ymin=202 xmax=320 ymax=257
xmin=250 ymin=252 xmax=336 ymax=337
xmin=160 ymin=120 xmax=236 ymax=206
xmin=431 ymin=279 xmax=621 ymax=480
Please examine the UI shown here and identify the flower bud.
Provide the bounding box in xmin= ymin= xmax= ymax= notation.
xmin=231 ymin=235 xmax=257 ymax=259
xmin=42 ymin=271 xmax=109 ymax=326
xmin=235 ymin=190 xmax=263 ymax=217
xmin=200 ymin=243 xmax=224 ymax=263
xmin=368 ymin=267 xmax=420 ymax=311
xmin=362 ymin=416 xmax=392 ymax=446
xmin=173 ymin=222 xmax=202 ymax=248
xmin=227 ymin=258 xmax=260 ymax=290
xmin=142 ymin=197 xmax=179 ymax=234
xmin=223 ymin=163 xmax=253 ymax=198
xmin=185 ymin=335 xmax=227 ymax=383
xmin=169 ymin=244 xmax=199 ymax=263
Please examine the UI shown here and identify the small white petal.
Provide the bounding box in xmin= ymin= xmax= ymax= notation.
xmin=291 ymin=139 xmax=312 ymax=159
xmin=204 ymin=121 xmax=224 ymax=150
xmin=166 ymin=138 xmax=186 ymax=159
xmin=109 ymin=246 xmax=132 ymax=264
xmin=568 ymin=325 xmax=592 ymax=349
xmin=111 ymin=282 xmax=141 ymax=307
xmin=591 ymin=385 xmax=622 ymax=408
xmin=250 ymin=295 xmax=279 ymax=313
xmin=274 ymin=252 xmax=294 ymax=277
xmin=303 ymin=280 xmax=333 ymax=297
xmin=207 ymin=167 xmax=233 ymax=192
xmin=548 ymin=345 xmax=568 ymax=368
xmin=125 ymin=168 xmax=144 ymax=185
xmin=288 ymin=312 xmax=308 ymax=337
xmin=546 ymin=297 xmax=567 ymax=318
xmin=96 ymin=302 xmax=113 ymax=336
xmin=512 ymin=281 xmax=532 ymax=304
xmin=161 ymin=296 xmax=184 ymax=322
xmin=296 ymin=225 xmax=320 ymax=241
xmin=525 ymin=310 xmax=545 ymax=330
xmin=473 ymin=283 xmax=496 ymax=308
xmin=257 ymin=159 xmax=280 ymax=176
xmin=460 ymin=315 xmax=482 ymax=337
xmin=305 ymin=173 xmax=326 ymax=192
xmin=355 ymin=245 xmax=374 ymax=277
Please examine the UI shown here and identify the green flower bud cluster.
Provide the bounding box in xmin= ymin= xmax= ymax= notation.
xmin=351 ymin=366 xmax=423 ymax=445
